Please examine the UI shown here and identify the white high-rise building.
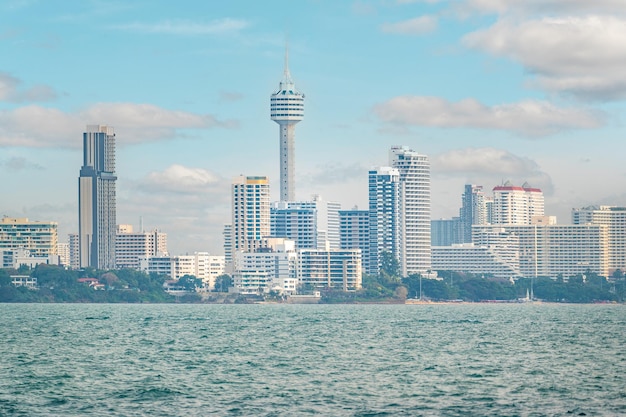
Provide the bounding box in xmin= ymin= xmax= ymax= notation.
xmin=68 ymin=233 xmax=80 ymax=270
xmin=270 ymin=48 xmax=304 ymax=201
xmin=115 ymin=224 xmax=168 ymax=269
xmin=572 ymin=206 xmax=626 ymax=273
xmin=232 ymin=175 xmax=271 ymax=253
xmin=0 ymin=217 xmax=58 ymax=258
xmin=271 ymin=195 xmax=340 ymax=250
xmin=78 ymin=125 xmax=117 ymax=270
xmin=492 ymin=181 xmax=544 ymax=225
xmin=368 ymin=167 xmax=401 ymax=275
xmin=339 ymin=208 xmax=370 ymax=272
xmin=472 ymin=222 xmax=609 ymax=278
xmin=390 ymin=146 xmax=431 ymax=276
xmin=297 ymin=249 xmax=362 ymax=291
xmin=233 ymin=238 xmax=298 ymax=295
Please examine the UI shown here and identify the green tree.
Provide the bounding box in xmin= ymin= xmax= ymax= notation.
xmin=178 ymin=275 xmax=202 ymax=291
xmin=214 ymin=274 xmax=233 ymax=292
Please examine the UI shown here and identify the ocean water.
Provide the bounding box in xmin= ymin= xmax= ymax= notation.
xmin=0 ymin=303 xmax=624 ymax=417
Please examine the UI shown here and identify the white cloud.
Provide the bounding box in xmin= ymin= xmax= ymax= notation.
xmin=138 ymin=164 xmax=225 ymax=194
xmin=0 ymin=103 xmax=237 ymax=148
xmin=432 ymin=147 xmax=554 ymax=195
xmin=461 ymin=0 xmax=626 ymax=15
xmin=114 ymin=18 xmax=250 ymax=36
xmin=434 ymin=147 xmax=540 ymax=176
xmin=380 ymin=15 xmax=438 ymax=34
xmin=463 ymin=16 xmax=626 ymax=100
xmin=0 ymin=156 xmax=43 ymax=171
xmin=373 ymin=96 xmax=602 ymax=136
xmin=0 ymin=73 xmax=57 ymax=103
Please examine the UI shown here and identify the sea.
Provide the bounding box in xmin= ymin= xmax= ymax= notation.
xmin=0 ymin=303 xmax=624 ymax=417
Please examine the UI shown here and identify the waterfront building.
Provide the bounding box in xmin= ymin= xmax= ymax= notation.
xmin=223 ymin=224 xmax=233 ymax=272
xmin=271 ymin=195 xmax=340 ymax=250
xmin=231 ymin=175 xmax=271 ymax=253
xmin=472 ymin=221 xmax=609 ymax=278
xmin=78 ymin=125 xmax=117 ymax=270
xmin=232 ymin=238 xmax=298 ymax=295
xmin=115 ymin=224 xmax=168 ymax=269
xmin=297 ymin=248 xmax=362 ymax=291
xmin=390 ymin=146 xmax=431 ymax=276
xmin=492 ymin=181 xmax=544 ymax=225
xmin=339 ymin=208 xmax=370 ymax=272
xmin=432 ymin=242 xmax=521 ymax=280
xmin=0 ymin=217 xmax=58 ymax=258
xmin=270 ymin=48 xmax=304 ymax=201
xmin=368 ymin=166 xmax=401 ymax=275
xmin=0 ymin=248 xmax=60 ymax=269
xmin=139 ymin=252 xmax=224 ymax=286
xmin=572 ymin=205 xmax=626 ymax=273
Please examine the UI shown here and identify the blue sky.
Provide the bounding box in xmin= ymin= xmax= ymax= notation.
xmin=1 ymin=0 xmax=626 ymax=255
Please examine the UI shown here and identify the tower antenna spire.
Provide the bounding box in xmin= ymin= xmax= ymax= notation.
xmin=284 ymin=39 xmax=292 ymax=82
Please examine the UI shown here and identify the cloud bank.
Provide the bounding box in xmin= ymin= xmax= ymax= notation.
xmin=0 ymin=103 xmax=237 ymax=148
xmin=464 ymin=16 xmax=626 ymax=100
xmin=373 ymin=96 xmax=602 ymax=136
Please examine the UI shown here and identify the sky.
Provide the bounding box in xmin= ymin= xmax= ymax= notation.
xmin=1 ymin=0 xmax=626 ymax=256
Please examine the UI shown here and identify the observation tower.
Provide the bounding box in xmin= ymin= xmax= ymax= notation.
xmin=271 ymin=49 xmax=304 ymax=201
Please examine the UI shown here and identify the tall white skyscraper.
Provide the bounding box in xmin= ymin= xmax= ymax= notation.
xmin=368 ymin=167 xmax=401 ymax=275
xmin=390 ymin=146 xmax=431 ymax=276
xmin=270 ymin=48 xmax=304 ymax=201
xmin=231 ymin=175 xmax=271 ymax=253
xmin=78 ymin=125 xmax=117 ymax=270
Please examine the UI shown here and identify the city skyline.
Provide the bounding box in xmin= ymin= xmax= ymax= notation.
xmin=1 ymin=1 xmax=626 ymax=255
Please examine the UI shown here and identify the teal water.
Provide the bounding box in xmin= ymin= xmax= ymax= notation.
xmin=0 ymin=303 xmax=624 ymax=416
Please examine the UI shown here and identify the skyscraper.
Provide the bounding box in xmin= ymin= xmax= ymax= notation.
xmin=390 ymin=146 xmax=431 ymax=276
xmin=231 ymin=175 xmax=271 ymax=253
xmin=78 ymin=125 xmax=117 ymax=269
xmin=270 ymin=48 xmax=304 ymax=201
xmin=459 ymin=184 xmax=487 ymax=243
xmin=368 ymin=167 xmax=400 ymax=275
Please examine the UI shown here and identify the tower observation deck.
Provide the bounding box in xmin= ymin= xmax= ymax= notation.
xmin=271 ymin=49 xmax=304 ymax=201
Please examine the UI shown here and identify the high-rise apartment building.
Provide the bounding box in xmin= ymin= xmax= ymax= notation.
xmin=473 ymin=222 xmax=609 ymax=278
xmin=115 ymin=224 xmax=168 ymax=269
xmin=492 ymin=181 xmax=544 ymax=225
xmin=572 ymin=205 xmax=626 ymax=273
xmin=339 ymin=208 xmax=370 ymax=272
xmin=459 ymin=184 xmax=487 ymax=243
xmin=68 ymin=233 xmax=80 ymax=270
xmin=78 ymin=125 xmax=117 ymax=270
xmin=232 ymin=176 xmax=271 ymax=254
xmin=390 ymin=146 xmax=431 ymax=276
xmin=270 ymin=49 xmax=304 ymax=201
xmin=0 ymin=217 xmax=58 ymax=258
xmin=271 ymin=195 xmax=340 ymax=250
xmin=297 ymin=249 xmax=362 ymax=291
xmin=368 ymin=167 xmax=401 ymax=275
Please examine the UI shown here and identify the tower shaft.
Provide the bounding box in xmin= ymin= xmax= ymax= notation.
xmin=279 ymin=123 xmax=296 ymax=201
